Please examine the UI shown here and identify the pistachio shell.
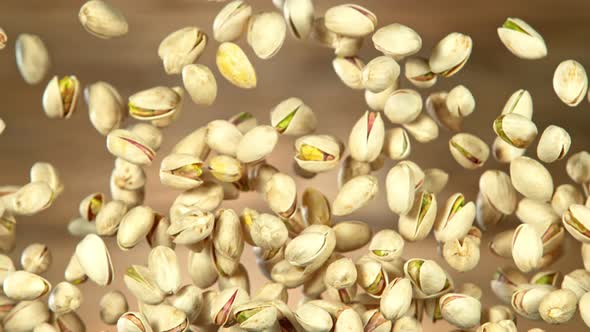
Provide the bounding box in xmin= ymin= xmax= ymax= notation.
xmin=386 ymin=163 xmax=416 ymax=215
xmin=580 ymin=292 xmax=590 ymax=327
xmin=403 ymin=258 xmax=452 ymax=299
xmin=369 ymin=229 xmax=404 ymax=262
xmin=516 ymin=198 xmax=559 ymax=231
xmin=324 ymin=4 xmax=376 ymax=37
xmin=384 ymin=89 xmax=423 ymax=124
xmin=213 ymin=1 xmax=252 ymax=42
xmin=449 ymin=133 xmax=489 ymax=169
xmin=285 ymin=225 xmax=335 ymax=274
xmin=148 ymin=246 xmax=181 ymax=295
xmin=302 ymin=188 xmax=332 ymax=226
xmin=4 ymin=181 xmax=53 ymax=216
xmin=172 ymin=126 xmax=210 ymax=160
xmin=511 ymin=284 xmax=553 ymax=320
xmin=124 ymin=265 xmax=165 ymax=305
xmin=333 ymin=221 xmax=372 ymax=252
xmin=158 ymin=27 xmax=207 ymax=74
xmin=563 ymin=204 xmax=590 ymax=243
xmin=332 ymin=56 xmax=365 ymax=89
xmin=216 ymin=42 xmax=257 ymax=89
xmin=130 ymin=123 xmax=163 ymax=151
xmin=361 ymin=56 xmax=400 ymax=93
xmin=188 ymin=243 xmax=219 ymax=289
xmin=42 ymin=75 xmax=81 ymax=119
xmin=128 ymin=86 xmax=180 ymax=121
xmin=20 ymin=243 xmax=51 ymax=274
xmin=85 ymin=81 xmax=124 ymax=135
xmin=492 ymin=136 xmax=526 ymax=163
xmin=497 ymin=18 xmax=547 ymax=59
xmin=553 ymin=59 xmax=588 ymax=106
xmin=479 ymin=170 xmax=517 ymax=215
xmin=365 ymin=82 xmax=397 ymax=111
xmin=48 ymin=281 xmax=82 ymax=314
xmin=373 ymin=23 xmax=421 ymax=59
xmin=402 ymin=113 xmax=439 ymax=143
xmin=159 ymin=153 xmax=204 ymax=190
xmin=117 ymin=206 xmax=155 ymax=250
xmin=295 ymin=303 xmax=333 ymax=332
xmin=446 ymin=85 xmax=475 ymax=117
xmin=552 ymin=184 xmax=584 ymax=216
xmin=270 ymin=97 xmax=317 ymax=135
xmin=100 ymin=290 xmax=128 ymax=325
xmin=3 ymin=271 xmax=51 ymax=301
xmin=501 ymin=89 xmax=533 ymax=119
xmin=423 ymin=168 xmax=449 ymax=194
xmin=426 ymin=91 xmax=462 ymax=132
xmin=209 ymin=287 xmax=250 ymax=326
xmin=440 ymin=294 xmax=481 ymax=328
xmin=15 ymin=33 xmax=50 ymax=85
xmin=3 ymin=300 xmax=51 ymax=332
xmin=207 ymin=120 xmax=243 ymax=157
xmin=237 ymin=125 xmax=279 ymax=163
xmin=405 ymin=57 xmax=437 ymax=88
xmin=247 ymin=12 xmax=286 ymax=59
xmin=399 ymin=191 xmax=437 ymax=241
xmin=333 ymin=175 xmax=378 ymax=216
xmin=283 ymin=0 xmax=314 ymax=39
xmin=442 ymin=236 xmax=480 ymax=272
xmin=0 ymin=28 xmax=6 ymax=50
xmin=493 ymin=113 xmax=538 ymax=149
xmin=380 ymin=278 xmax=413 ymax=321
xmin=168 ymin=209 xmax=215 ymax=245
xmin=107 ymin=129 xmax=156 ymax=166
xmin=477 ymin=191 xmax=503 ymax=231
xmin=383 ymin=127 xmax=411 ymax=160
xmin=75 ymin=234 xmax=114 ymax=286
xmin=79 ymin=0 xmax=128 ymax=39
xmin=170 ymin=182 xmax=224 ymax=221
xmin=294 ymin=135 xmax=341 ymax=173
xmin=512 ymin=224 xmax=543 ymax=272
xmin=349 ymin=111 xmax=385 ymax=162
xmin=510 ymin=156 xmax=554 ymax=202
xmin=429 ymin=32 xmax=472 ymax=77
xmin=434 ymin=193 xmax=476 ymax=242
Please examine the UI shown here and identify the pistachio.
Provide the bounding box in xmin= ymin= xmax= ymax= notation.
xmin=294 ymin=135 xmax=341 ymax=173
xmin=48 ymin=281 xmax=82 ymax=314
xmin=172 ymin=126 xmax=210 ymax=160
xmin=248 ymin=12 xmax=286 ymax=59
xmin=78 ymin=0 xmax=128 ymax=39
xmin=4 ymin=182 xmax=54 ymax=216
xmin=361 ymin=56 xmax=400 ymax=93
xmin=159 ymin=153 xmax=204 ymax=190
xmin=213 ymin=1 xmax=252 ymax=42
xmin=3 ymin=271 xmax=51 ymax=301
xmin=100 ymin=290 xmax=128 ymax=325
xmin=333 ymin=221 xmax=372 ymax=252
xmin=283 ymin=0 xmax=314 ymax=39
xmin=324 ymin=4 xmax=376 ymax=37
xmin=494 ymin=113 xmax=538 ymax=149
xmin=168 ymin=209 xmax=215 ymax=245
xmin=234 ymin=302 xmax=278 ymax=331
xmin=563 ymin=204 xmax=590 ymax=243
xmin=567 ymin=151 xmax=590 ymax=184
xmin=490 ymin=229 xmax=514 ymax=259
xmin=562 ymin=269 xmax=590 ymax=300
xmin=210 ymin=287 xmax=250 ymax=326
xmin=3 ymin=300 xmax=51 ymax=332
xmin=64 ymin=254 xmax=87 ymax=285
xmin=332 ymin=56 xmax=365 ymax=89
xmin=85 ymin=81 xmax=125 ymax=135
xmin=369 ymin=229 xmax=404 ymax=262
xmin=380 ymin=278 xmax=413 ymax=321
xmin=188 ymin=242 xmax=219 ymax=289
xmin=497 ymin=18 xmax=547 ymax=59
xmin=237 ymin=125 xmax=279 ymax=163
xmin=402 ymin=113 xmax=440 ymax=143
xmin=213 ymin=209 xmax=245 ymax=276
xmin=20 ymin=243 xmax=51 ymax=274
xmin=386 ymin=163 xmax=416 ymax=215
xmin=117 ymin=205 xmax=155 ymax=250
xmin=365 ymin=82 xmax=397 ymax=112
xmin=158 ymin=27 xmax=207 ymax=74
xmin=479 ymin=170 xmax=518 ymax=215
xmin=75 ymin=234 xmax=114 ymax=286
xmin=434 ymin=193 xmax=476 ymax=242
xmin=492 ymin=136 xmax=526 ymax=163
xmin=285 ymin=225 xmax=336 ymax=274
xmin=117 ymin=312 xmax=153 ymax=332
xmin=372 ymin=23 xmax=422 ymax=59
xmin=216 ymin=42 xmax=257 ymax=89
xmin=270 ymin=97 xmax=317 ymax=136
xmin=383 ymin=127 xmax=411 ymax=160
xmin=553 ymin=59 xmax=588 ymax=107
xmin=42 ymin=75 xmax=80 ymax=119
xmin=552 ymin=184 xmax=584 ymax=216
xmin=124 ymin=265 xmax=165 ymax=305
xmin=107 ymin=129 xmax=156 ymax=166
xmin=404 ymin=258 xmax=452 ymax=299
xmin=333 ymin=175 xmax=378 ymax=216
xmin=449 ymin=133 xmax=489 ymax=169
xmin=429 ymin=32 xmax=472 ymax=77
xmin=399 ymin=191 xmax=437 ymax=241
xmin=511 ymin=284 xmax=553 ymax=320
xmin=442 ymin=235 xmax=480 ymax=272
xmin=15 ymin=33 xmax=50 ymax=84
xmin=502 ymin=89 xmax=534 ymax=119
xmin=384 ymin=89 xmax=423 ymax=124
xmin=264 ymin=172 xmax=297 ymax=218
xmin=148 ymin=246 xmax=181 ymax=295
xmin=349 ymin=111 xmax=385 ymax=162
xmin=130 ymin=123 xmax=163 ymax=151
xmin=516 ymin=198 xmax=559 ymax=231
xmin=302 ymin=188 xmax=331 ymax=227
xmin=295 ymin=303 xmax=333 ymax=332
xmin=439 ymin=293 xmax=481 ymax=328
xmin=207 ymin=120 xmax=243 ymax=157
xmin=490 ymin=267 xmax=528 ymax=304
xmin=426 ymin=91 xmax=463 ymax=132
xmin=446 ymin=85 xmax=475 ymax=117
xmin=405 ymin=57 xmax=437 ymax=88
xmin=510 ymin=156 xmax=554 ymax=202
xmin=512 ymin=224 xmax=543 ymax=272
xmin=170 ymin=182 xmax=224 ymax=220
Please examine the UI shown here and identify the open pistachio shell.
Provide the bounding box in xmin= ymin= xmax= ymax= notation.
xmin=237 ymin=125 xmax=279 ymax=163
xmin=563 ymin=204 xmax=590 ymax=243
xmin=446 ymin=85 xmax=475 ymax=117
xmin=48 ymin=281 xmax=82 ymax=315
xmin=294 ymin=135 xmax=341 ymax=173
xmin=479 ymin=170 xmax=517 ymax=215
xmin=425 ymin=91 xmax=462 ymax=132
xmin=553 ymin=59 xmax=588 ymax=107
xmin=404 ymin=258 xmax=452 ymax=299
xmin=490 ymin=267 xmax=528 ymax=304
xmin=442 ymin=235 xmax=480 ymax=272
xmin=124 ymin=265 xmax=165 ymax=305
xmin=182 ymin=64 xmax=217 ymax=107
xmin=85 ymin=81 xmax=124 ymax=135
xmin=3 ymin=271 xmax=51 ymax=301
xmin=332 ymin=56 xmax=365 ymax=90
xmin=440 ymin=293 xmax=481 ymax=328
xmin=168 ymin=209 xmax=214 ymax=245
xmin=158 ymin=27 xmax=207 ymax=74
xmin=502 ymin=89 xmax=533 ymax=119
xmin=538 ymin=288 xmax=577 ymax=324
xmin=399 ymin=191 xmax=437 ymax=241
xmin=511 ymin=284 xmax=553 ymax=320
xmin=512 ymin=224 xmax=543 ymax=272
xmin=333 ymin=175 xmax=378 ymax=216
xmin=324 ymin=4 xmax=376 ymax=37
xmin=209 ymin=155 xmax=243 ymax=183
xmin=210 ymin=287 xmax=250 ymax=326
xmin=449 ymin=133 xmax=489 ymax=169
xmin=170 ymin=182 xmax=224 ymax=221
xmin=207 ymin=120 xmax=243 ymax=157
xmin=4 ymin=181 xmax=53 ymax=216
xmin=434 ymin=193 xmax=476 ymax=242
xmin=213 ymin=1 xmax=252 ymax=42
xmin=361 ymin=56 xmax=400 ymax=93
xmin=405 ymin=57 xmax=436 ymax=88
xmin=15 ymin=33 xmax=51 ymax=85
xmin=384 ymin=89 xmax=423 ymax=124
xmin=301 ymin=188 xmax=331 ymax=227
xmin=247 ymin=12 xmax=286 ymax=59
xmin=78 ymin=192 xmax=103 ymax=222
xmin=497 ymin=18 xmax=547 ymax=59
xmin=20 ymin=243 xmax=51 ymax=274
xmin=402 ymin=113 xmax=440 ymax=143
xmin=107 ymin=129 xmax=156 ymax=166
xmin=148 ymin=246 xmax=181 ymax=295
xmin=79 ymin=0 xmax=128 ymax=39
xmin=99 ymin=290 xmax=128 ymax=325
xmin=42 ymin=75 xmax=80 ymax=119
xmin=510 ymin=156 xmax=554 ymax=202
xmin=365 ymin=82 xmax=397 ymax=111
xmin=128 ymin=86 xmax=180 ymax=121
xmin=270 ymin=97 xmax=317 ymax=136
xmin=373 ymin=23 xmax=421 ymax=59
xmin=159 ymin=153 xmax=204 ymax=190
xmin=383 ymin=127 xmax=411 ymax=160
xmin=429 ymin=32 xmax=472 ymax=77
xmin=369 ymin=229 xmax=404 ymax=262
xmin=216 ymin=42 xmax=257 ymax=89
xmin=349 ymin=111 xmax=385 ymax=162
xmin=386 ymin=163 xmax=416 ymax=215
xmin=493 ymin=113 xmax=538 ymax=149
xmin=285 ymin=225 xmax=336 ymax=275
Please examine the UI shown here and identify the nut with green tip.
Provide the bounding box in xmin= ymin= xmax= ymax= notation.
xmin=497 ymin=18 xmax=547 ymax=59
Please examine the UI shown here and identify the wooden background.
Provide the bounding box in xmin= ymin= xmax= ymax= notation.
xmin=1 ymin=0 xmax=590 ymax=330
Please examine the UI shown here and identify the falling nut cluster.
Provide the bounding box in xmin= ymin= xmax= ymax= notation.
xmin=2 ymin=1 xmax=590 ymax=332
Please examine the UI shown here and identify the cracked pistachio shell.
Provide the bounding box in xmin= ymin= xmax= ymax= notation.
xmin=552 ymin=184 xmax=583 ymax=216
xmin=75 ymin=234 xmax=113 ymax=286
xmin=124 ymin=265 xmax=165 ymax=305
xmin=117 ymin=312 xmax=153 ymax=332
xmin=173 ymin=126 xmax=210 ymax=160
xmin=563 ymin=204 xmax=590 ymax=243
xmin=554 ymin=59 xmax=589 ymax=107
xmin=213 ymin=209 xmax=244 ymax=273
xmin=229 ymin=111 xmax=257 ymax=134
xmin=42 ymin=75 xmax=80 ymax=119
xmin=479 ymin=170 xmax=517 ymax=215
xmin=446 ymin=85 xmax=475 ymax=117
xmin=100 ymin=290 xmax=128 ymax=325
xmin=20 ymin=243 xmax=51 ymax=274
xmin=158 ymin=27 xmax=206 ymax=74
xmin=349 ymin=111 xmax=385 ymax=162
xmin=79 ymin=0 xmax=128 ymax=39
xmin=511 ymin=284 xmax=553 ymax=320
xmin=78 ymin=192 xmax=103 ymax=222
xmin=562 ymin=269 xmax=590 ymax=300
xmin=434 ymin=193 xmax=476 ymax=242
xmin=580 ymin=292 xmax=590 ymax=327
xmin=333 ymin=221 xmax=372 ymax=252
xmin=64 ymin=254 xmax=87 ymax=285
xmin=372 ymin=23 xmax=421 ymax=60
xmin=247 ymin=12 xmax=286 ymax=59
xmin=333 ymin=175 xmax=378 ymax=216
xmin=492 ymin=136 xmax=525 ymax=164
xmin=361 ymin=56 xmax=400 ymax=93
xmin=234 ymin=301 xmax=278 ymax=331
xmin=150 ymin=86 xmax=184 ymax=128
xmin=182 ymin=64 xmax=217 ymax=106
xmin=3 ymin=271 xmax=51 ymax=301
xmin=405 ymin=57 xmax=436 ymax=88
xmin=404 ymin=258 xmax=452 ymax=299
xmin=130 ymin=123 xmax=163 ymax=151
xmin=384 ymin=127 xmax=411 ymax=160
xmin=442 ymin=236 xmax=480 ymax=272
xmin=210 ymin=287 xmax=250 ymax=326
xmin=3 ymin=300 xmax=51 ymax=332
xmin=159 ymin=153 xmax=204 ymax=190
xmin=567 ymin=151 xmax=590 ymax=184
xmin=4 ymin=181 xmax=53 ymax=216
xmin=207 ymin=120 xmax=243 ymax=157
xmin=502 ymin=89 xmax=533 ymax=119
xmin=302 ymin=188 xmax=331 ymax=226
xmin=440 ymin=294 xmax=481 ymax=328
xmin=283 ymin=0 xmax=314 ymax=39
xmin=386 ymin=163 xmax=416 ymax=215
xmin=148 ymin=246 xmax=181 ymax=295
xmin=491 ymin=267 xmax=527 ymax=304
xmin=168 ymin=209 xmax=214 ymax=245
xmin=423 ymin=168 xmax=449 ymax=194
xmin=402 ymin=113 xmax=439 ymax=143
xmin=325 ymin=257 xmax=357 ymax=289
xmin=294 ymin=135 xmax=341 ymax=173
xmin=170 ymin=182 xmax=223 ymax=221
xmin=324 ymin=4 xmax=376 ymax=38
xmin=539 ymin=222 xmax=564 ymax=254
xmin=213 ymin=1 xmax=252 ymax=42
xmin=538 ymin=288 xmax=577 ymax=324
xmin=128 ymin=86 xmax=180 ymax=121
xmin=425 ymin=91 xmax=462 ymax=132
xmin=85 ymin=81 xmax=124 ymax=135
xmin=494 ymin=113 xmax=538 ymax=149
xmin=510 ymin=156 xmax=554 ymax=202
xmin=384 ymin=89 xmax=423 ymax=124
xmin=107 ymin=129 xmax=155 ymax=166
xmin=264 ymin=173 xmax=297 ymax=218
xmin=512 ymin=224 xmax=543 ymax=272
xmin=355 ymin=256 xmax=389 ymax=298
xmin=143 ymin=303 xmax=189 ymax=332
xmin=285 ymin=225 xmax=336 ymax=274
xmin=516 ymin=198 xmax=559 ymax=231
xmin=15 ymin=34 xmax=50 ymax=85
xmin=497 ymin=18 xmax=546 ymax=59
xmin=429 ymin=32 xmax=472 ymax=77
xmin=117 ymin=206 xmax=155 ymax=250
xmin=333 ymin=307 xmax=363 ymax=332
xmin=365 ymin=82 xmax=397 ymax=112
xmin=237 ymin=125 xmax=279 ymax=163
xmin=250 ymin=213 xmax=288 ymax=250
xmin=111 ymin=158 xmax=146 ymax=191
xmin=147 ymin=214 xmax=174 ymax=249
xmin=399 ymin=191 xmax=437 ymax=241
xmin=369 ymin=229 xmax=404 ymax=262
xmin=0 ymin=28 xmax=5 ymax=49
xmin=30 ymin=162 xmax=64 ymax=197
xmin=188 ymin=243 xmax=218 ymax=288
xmin=476 ymin=195 xmax=502 ymax=231
xmin=449 ymin=133 xmax=489 ymax=169
xmin=380 ymin=277 xmax=413 ymax=321
xmin=362 ymin=309 xmax=392 ymax=332
xmin=48 ymin=282 xmax=82 ymax=314
xmin=270 ymin=97 xmax=317 ymax=135
xmin=294 ymin=303 xmax=333 ymax=332
xmin=333 ymin=56 xmax=365 ymax=89
xmin=216 ymin=42 xmax=257 ymax=89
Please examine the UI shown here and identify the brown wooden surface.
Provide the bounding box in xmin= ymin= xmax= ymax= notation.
xmin=1 ymin=0 xmax=590 ymax=330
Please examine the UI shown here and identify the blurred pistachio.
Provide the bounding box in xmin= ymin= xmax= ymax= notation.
xmin=169 ymin=284 xmax=203 ymax=323
xmin=285 ymin=225 xmax=335 ymax=275
xmin=580 ymin=292 xmax=590 ymax=327
xmin=349 ymin=111 xmax=385 ymax=162
xmin=362 ymin=56 xmax=400 ymax=93
xmin=567 ymin=151 xmax=590 ymax=184
xmin=399 ymin=191 xmax=437 ymax=242
xmin=130 ymin=123 xmax=163 ymax=151
xmin=562 ymin=204 xmax=590 ymax=243
xmin=228 ymin=111 xmax=257 ymax=134
xmin=537 ymin=125 xmax=571 ymax=163
xmin=283 ymin=0 xmax=314 ymax=39
xmin=423 ymin=168 xmax=449 ymax=194
xmin=429 ymin=32 xmax=472 ymax=77
xmin=294 ymin=303 xmax=333 ymax=332
xmin=324 ymin=4 xmax=376 ymax=37
xmin=247 ymin=11 xmax=286 ymax=59
xmin=64 ymin=254 xmax=87 ymax=285
xmin=168 ymin=209 xmax=215 ymax=245
xmin=553 ymin=59 xmax=588 ymax=107
xmin=562 ymin=269 xmax=590 ymax=300
xmin=78 ymin=0 xmax=128 ymax=39
xmin=405 ymin=57 xmax=436 ymax=88
xmin=30 ymin=162 xmax=64 ymax=197
xmin=188 ymin=242 xmax=219 ymax=289
xmin=15 ymin=33 xmax=51 ymax=85
xmin=446 ymin=85 xmax=475 ymax=117
xmin=124 ymin=265 xmax=165 ymax=305
xmin=302 ymin=188 xmax=331 ymax=227
xmin=48 ymin=281 xmax=82 ymax=314
xmin=216 ymin=42 xmax=257 ymax=89
xmin=67 ymin=217 xmax=96 ymax=237
xmin=333 ymin=221 xmax=372 ymax=252
xmin=493 ymin=136 xmax=525 ymax=164
xmin=207 ymin=120 xmax=243 ymax=157
xmin=20 ymin=243 xmax=51 ymax=274
xmin=516 ymin=198 xmax=559 ymax=231
xmin=3 ymin=300 xmax=51 ymax=332
xmin=491 ymin=267 xmax=527 ymax=304
xmin=449 ymin=133 xmax=489 ymax=169
xmin=3 ymin=270 xmax=51 ymax=301
xmin=0 ymin=254 xmax=15 ymax=286
xmin=42 ymin=75 xmax=80 ymax=119
xmin=439 ymin=293 xmax=481 ymax=329
xmin=148 ymin=246 xmax=181 ymax=295
xmin=172 ymin=126 xmax=210 ymax=160
xmin=402 ymin=113 xmax=440 ymax=143
xmin=426 ymin=91 xmax=462 ymax=132
xmin=270 ymin=97 xmax=317 ymax=136
xmin=332 ymin=56 xmax=364 ymax=90
xmin=210 ymin=287 xmax=250 ymax=326
xmin=365 ymin=82 xmax=397 ymax=111
xmin=479 ymin=170 xmax=517 ymax=215
xmin=383 ymin=127 xmax=411 ymax=160
xmin=237 ymin=125 xmax=279 ymax=164
xmin=85 ymin=81 xmax=124 ymax=135
xmin=95 ymin=200 xmax=127 ymax=236
xmin=213 ymin=1 xmax=252 ymax=42
xmin=170 ymin=182 xmax=224 ymax=221
xmin=234 ymin=301 xmax=278 ymax=331
xmin=386 ymin=163 xmax=416 ymax=215
xmin=116 ymin=312 xmax=152 ymax=332
xmin=3 ymin=181 xmax=54 ymax=216
xmin=213 ymin=209 xmax=244 ymax=275
xmin=511 ymin=284 xmax=553 ymax=320
xmin=100 ymin=290 xmax=128 ymax=325
xmin=385 ymin=89 xmax=423 ymax=125
xmin=219 ymin=264 xmax=250 ymax=293
xmin=510 ymin=156 xmax=554 ymax=202
xmin=552 ymin=184 xmax=584 ymax=216
xmin=158 ymin=27 xmax=206 ymax=74
xmin=182 ymin=64 xmax=217 ymax=106
xmin=333 ymin=175 xmax=379 ymax=216
xmin=78 ymin=192 xmax=103 ymax=222
xmin=294 ymin=135 xmax=341 ymax=173
xmin=264 ymin=172 xmax=297 ymax=218
xmin=249 ymin=213 xmax=289 ymax=250
xmin=497 ymin=18 xmax=547 ymax=59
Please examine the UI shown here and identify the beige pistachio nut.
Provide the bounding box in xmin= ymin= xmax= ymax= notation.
xmin=491 ymin=267 xmax=528 ymax=304
xmin=324 ymin=4 xmax=376 ymax=38
xmin=107 ymin=129 xmax=155 ymax=166
xmin=270 ymin=97 xmax=317 ymax=136
xmin=490 ymin=229 xmax=515 ymax=258
xmin=210 ymin=287 xmax=250 ymax=326
xmin=124 ymin=265 xmax=165 ymax=305
xmin=2 ymin=271 xmax=51 ymax=301
xmin=213 ymin=1 xmax=252 ymax=42
xmin=337 ymin=155 xmax=371 ymax=188
xmin=207 ymin=120 xmax=244 ymax=157
xmin=253 ymin=282 xmax=288 ymax=303
xmin=29 ymin=162 xmax=64 ymax=197
xmin=159 ymin=153 xmax=204 ymax=190
xmin=249 ymin=213 xmax=289 ymax=250
xmin=440 ymin=293 xmax=481 ymax=328
xmin=172 ymin=126 xmax=210 ymax=160
xmin=212 ymin=209 xmax=244 ymax=275
xmin=434 ymin=193 xmax=476 ymax=242
xmin=270 ymin=259 xmax=309 ymax=288
xmin=294 ymin=303 xmax=333 ymax=332
xmin=510 ymin=156 xmax=554 ymax=202
xmin=264 ymin=172 xmax=297 ymax=218
xmin=247 ymin=12 xmax=286 ymax=59
xmin=75 ymin=234 xmax=113 ymax=286
xmin=449 ymin=133 xmax=489 ymax=170
xmin=497 ymin=18 xmax=547 ymax=59
xmin=365 ymin=82 xmax=397 ymax=111
xmin=539 ymin=222 xmax=564 ymax=255
xmin=100 ymin=290 xmax=128 ymax=325
xmin=234 ymin=301 xmax=278 ymax=331
xmin=380 ymin=277 xmax=413 ymax=321
xmin=20 ymin=243 xmax=51 ymax=274
xmin=392 ymin=316 xmax=421 ymax=332
xmin=64 ymin=254 xmax=87 ymax=285
xmin=42 ymin=75 xmax=80 ymax=119
xmin=181 ymin=64 xmax=217 ymax=107
xmin=285 ymin=225 xmax=336 ymax=275
xmin=553 ymin=59 xmax=588 ymax=106
xmin=493 ymin=113 xmax=538 ymax=149
xmin=383 ymin=128 xmax=411 ymax=160
xmin=302 ymin=188 xmax=331 ymax=227
xmin=446 ymin=85 xmax=475 ymax=117
xmin=501 ymin=89 xmax=533 ymax=119
xmin=188 ymin=242 xmax=219 ymax=289
xmin=552 ymin=184 xmax=584 ymax=216
xmin=77 ymin=192 xmax=103 ymax=222
xmin=3 ymin=181 xmax=53 ymax=216
xmin=117 ymin=205 xmax=154 ymax=250
xmin=492 ymin=136 xmax=526 ymax=164
xmin=168 ymin=284 xmax=203 ymax=323
xmin=487 ymin=304 xmax=516 ymax=323
xmin=157 ymin=26 xmax=207 ymax=74
xmin=332 ymin=175 xmax=378 ymax=216
xmin=369 ymin=229 xmax=404 ymax=262
xmin=442 ymin=235 xmax=480 ymax=272
xmin=479 ymin=170 xmax=517 ymax=215
xmin=429 ymin=32 xmax=472 ymax=77
xmin=216 ymin=42 xmax=257 ymax=89
xmin=511 ymin=284 xmax=553 ymax=320
xmin=218 ymin=263 xmax=250 ymax=293
xmin=567 ymin=151 xmax=590 ymax=184
xmin=399 ymin=191 xmax=437 ymax=242
xmin=0 ymin=117 xmax=5 ymax=135
xmin=563 ymin=204 xmax=590 ymax=243
xmin=536 ymin=125 xmax=571 ymax=163
xmin=404 ymin=258 xmax=452 ymax=299
xmin=15 ymin=33 xmax=50 ymax=85
xmin=79 ymin=0 xmax=128 ymax=39
xmin=3 ymin=300 xmax=51 ymax=332
xmin=130 ymin=123 xmax=163 ymax=151
xmin=362 ymin=309 xmax=392 ymax=332
xmin=402 ymin=113 xmax=440 ymax=143
xmin=294 ymin=135 xmax=340 ymax=173
xmin=85 ymin=81 xmax=124 ymax=135
xmin=426 ymin=91 xmax=462 ymax=132
xmin=128 ymin=86 xmax=180 ymax=121
xmin=95 ymin=200 xmax=127 ymax=236
xmin=512 ymin=224 xmax=543 ymax=272
xmin=349 ymin=111 xmax=385 ymax=163
xmin=33 ymin=323 xmax=58 ymax=332
xmin=405 ymin=57 xmax=436 ymax=88
xmin=423 ymin=168 xmax=449 ymax=194
xmin=283 ymin=0 xmax=314 ymax=39
xmin=48 ymin=281 xmax=82 ymax=315
xmin=476 ymin=195 xmax=502 ymax=233
xmin=149 ymin=86 xmax=183 ymax=128
xmin=116 ymin=312 xmax=153 ymax=332
xmin=324 ymin=257 xmax=357 ymax=291
xmin=208 ymin=155 xmax=243 ymax=183
xmin=332 ymin=56 xmax=365 ymax=90
xmin=384 ymin=89 xmax=423 ymax=124
xmin=580 ymin=292 xmax=590 ymax=327
xmin=386 ymin=163 xmax=416 ymax=215
xmin=515 ymin=198 xmax=559 ymax=231
xmin=333 ymin=221 xmax=372 ymax=252
xmin=361 ymin=56 xmax=400 ymax=93
xmin=111 ymin=158 xmax=146 ymax=191
xmin=168 ymin=209 xmax=215 ymax=245
xmin=147 ymin=246 xmax=181 ymax=295
xmin=142 ymin=303 xmax=189 ymax=332
xmin=170 ymin=182 xmax=224 ymax=221
xmin=237 ymin=125 xmax=279 ymax=164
